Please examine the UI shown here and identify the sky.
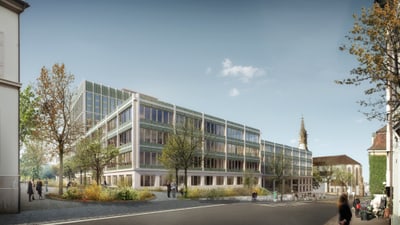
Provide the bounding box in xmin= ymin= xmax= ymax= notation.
xmin=19 ymin=0 xmax=383 ymax=182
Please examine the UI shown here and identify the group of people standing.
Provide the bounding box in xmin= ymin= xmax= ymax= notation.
xmin=27 ymin=179 xmax=47 ymax=202
xmin=166 ymin=181 xmax=184 ymax=198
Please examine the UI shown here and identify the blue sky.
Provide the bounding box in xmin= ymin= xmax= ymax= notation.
xmin=20 ymin=0 xmax=382 ymax=182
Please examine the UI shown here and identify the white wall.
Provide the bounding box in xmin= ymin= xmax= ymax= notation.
xmin=0 ymin=3 xmax=21 ymax=213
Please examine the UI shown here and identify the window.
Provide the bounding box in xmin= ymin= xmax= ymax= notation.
xmin=102 ymin=96 xmax=108 ymax=117
xmin=227 ymin=159 xmax=243 ymax=171
xmin=139 ymin=151 xmax=161 ymax=167
xmin=191 ymin=176 xmax=200 ymax=186
xmin=245 ymin=147 xmax=259 ymax=157
xmin=118 ymin=152 xmax=132 ymax=167
xmin=216 ymin=176 xmax=224 ymax=185
xmin=140 ymin=175 xmax=155 ymax=186
xmin=245 ymin=132 xmax=259 ymax=143
xmin=205 ymin=176 xmax=213 ymax=185
xmin=227 ymin=127 xmax=243 ymax=140
xmin=107 ymin=117 xmax=117 ymax=131
xmin=205 ymin=140 xmax=225 ymax=153
xmin=140 ymin=128 xmax=169 ymax=145
xmin=205 ymin=121 xmax=225 ymax=136
xmin=237 ymin=177 xmax=243 ymax=185
xmin=227 ymin=177 xmax=234 ymax=185
xmin=86 ymin=92 xmax=93 ymax=111
xmin=94 ymin=94 xmax=101 ymax=114
xmin=119 ymin=107 xmax=131 ymax=125
xmin=119 ymin=129 xmax=132 ymax=145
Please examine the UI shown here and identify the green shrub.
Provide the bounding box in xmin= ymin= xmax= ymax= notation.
xmin=116 ymin=187 xmax=137 ymax=200
xmin=62 ymin=187 xmax=83 ymax=200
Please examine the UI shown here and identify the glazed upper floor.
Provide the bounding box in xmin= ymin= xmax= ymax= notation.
xmin=82 ymin=89 xmax=312 ymax=163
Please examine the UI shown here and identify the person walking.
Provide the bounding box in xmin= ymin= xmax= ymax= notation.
xmin=27 ymin=180 xmax=34 ymax=202
xmin=36 ymin=179 xmax=43 ymax=199
xmin=166 ymin=182 xmax=171 ymax=198
xmin=338 ymin=193 xmax=352 ymax=225
xmin=171 ymin=182 xmax=177 ymax=198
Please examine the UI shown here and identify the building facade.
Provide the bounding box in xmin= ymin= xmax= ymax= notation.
xmin=313 ymin=155 xmax=364 ymax=196
xmin=72 ymin=80 xmax=132 ymax=131
xmin=368 ymin=126 xmax=387 ymax=195
xmin=0 ymin=0 xmax=29 ymax=213
xmin=72 ymin=81 xmax=313 ymax=193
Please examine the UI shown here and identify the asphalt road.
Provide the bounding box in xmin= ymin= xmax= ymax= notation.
xmin=42 ymin=201 xmax=337 ymax=225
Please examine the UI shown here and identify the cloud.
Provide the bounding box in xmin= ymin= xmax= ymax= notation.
xmin=221 ymin=58 xmax=264 ymax=83
xmin=205 ymin=67 xmax=212 ymax=74
xmin=229 ymin=88 xmax=240 ymax=97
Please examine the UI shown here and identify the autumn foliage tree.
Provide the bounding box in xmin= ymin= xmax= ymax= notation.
xmin=337 ymin=0 xmax=400 ymax=122
xmin=34 ymin=63 xmax=84 ymax=195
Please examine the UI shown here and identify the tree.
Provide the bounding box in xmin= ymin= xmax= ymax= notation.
xmin=75 ymin=131 xmax=119 ymax=185
xmin=19 ymin=85 xmax=39 ymax=145
xmin=160 ymin=121 xmax=202 ymax=197
xmin=34 ymin=63 xmax=84 ymax=195
xmin=318 ymin=165 xmax=334 ymax=193
xmin=337 ymin=0 xmax=400 ymax=122
xmin=20 ymin=140 xmax=48 ymax=180
xmin=312 ymin=167 xmax=322 ymax=190
xmin=267 ymin=151 xmax=292 ymax=201
xmin=332 ymin=168 xmax=353 ymax=193
xmin=338 ymin=0 xmax=400 ymax=211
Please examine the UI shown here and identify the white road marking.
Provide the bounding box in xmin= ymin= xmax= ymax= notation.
xmin=41 ymin=204 xmax=226 ymax=225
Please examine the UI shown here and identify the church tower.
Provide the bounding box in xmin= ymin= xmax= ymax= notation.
xmin=299 ymin=117 xmax=308 ymax=150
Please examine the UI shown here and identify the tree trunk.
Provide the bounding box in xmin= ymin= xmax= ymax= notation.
xmin=184 ymin=168 xmax=188 ymax=198
xmin=280 ymin=179 xmax=284 ymax=202
xmin=58 ymin=144 xmax=64 ymax=195
xmin=175 ymin=167 xmax=179 ymax=186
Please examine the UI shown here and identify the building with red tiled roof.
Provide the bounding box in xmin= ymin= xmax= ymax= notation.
xmin=313 ymin=155 xmax=364 ymax=196
xmin=368 ymin=126 xmax=386 ymax=155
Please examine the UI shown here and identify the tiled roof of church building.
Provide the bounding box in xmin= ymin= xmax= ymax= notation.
xmin=313 ymin=155 xmax=360 ymax=166
xmin=368 ymin=126 xmax=386 ymax=150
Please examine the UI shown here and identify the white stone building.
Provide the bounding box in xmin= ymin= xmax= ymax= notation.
xmin=0 ymin=0 xmax=29 ymax=213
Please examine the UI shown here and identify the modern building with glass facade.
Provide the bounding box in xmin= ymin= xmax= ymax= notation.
xmin=72 ymin=80 xmax=313 ymax=194
xmin=72 ymin=80 xmax=132 ymax=131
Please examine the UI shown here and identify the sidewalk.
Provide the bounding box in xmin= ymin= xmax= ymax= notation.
xmin=324 ymin=215 xmax=390 ymax=225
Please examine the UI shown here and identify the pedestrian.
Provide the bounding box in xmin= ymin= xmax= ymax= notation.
xmin=338 ymin=193 xmax=352 ymax=225
xmin=67 ymin=180 xmax=72 ymax=190
xmin=27 ymin=180 xmax=34 ymax=202
xmin=353 ymin=197 xmax=361 ymax=217
xmin=166 ymin=182 xmax=171 ymax=198
xmin=36 ymin=179 xmax=43 ymax=199
xmin=44 ymin=178 xmax=48 ymax=192
xmin=171 ymin=182 xmax=176 ymax=198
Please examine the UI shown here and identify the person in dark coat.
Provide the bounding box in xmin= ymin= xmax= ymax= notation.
xmin=27 ymin=180 xmax=34 ymax=202
xmin=338 ymin=193 xmax=352 ymax=225
xmin=166 ymin=182 xmax=171 ymax=198
xmin=36 ymin=179 xmax=43 ymax=199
